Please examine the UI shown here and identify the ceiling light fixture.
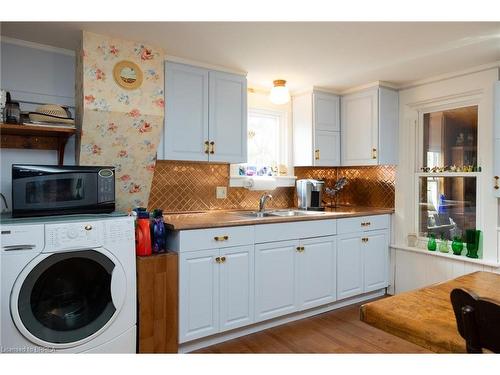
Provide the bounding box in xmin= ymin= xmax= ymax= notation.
xmin=269 ymin=79 xmax=290 ymax=105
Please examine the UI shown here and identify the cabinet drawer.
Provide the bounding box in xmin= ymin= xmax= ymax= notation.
xmin=178 ymin=226 xmax=254 ymax=252
xmin=255 ymin=219 xmax=336 ymax=244
xmin=337 ymin=214 xmax=389 ymax=234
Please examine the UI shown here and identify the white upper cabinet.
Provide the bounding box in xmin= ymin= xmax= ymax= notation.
xmin=164 ymin=63 xmax=209 ymax=161
xmin=161 ymin=62 xmax=247 ymax=163
xmin=208 ymin=71 xmax=247 ymax=163
xmin=341 ymin=86 xmax=398 ymax=166
xmin=293 ymin=91 xmax=341 ymax=166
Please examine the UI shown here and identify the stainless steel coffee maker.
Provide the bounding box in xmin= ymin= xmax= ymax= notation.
xmin=296 ymin=179 xmax=325 ymax=210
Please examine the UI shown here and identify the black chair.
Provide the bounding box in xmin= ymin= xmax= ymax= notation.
xmin=450 ymin=288 xmax=500 ymax=353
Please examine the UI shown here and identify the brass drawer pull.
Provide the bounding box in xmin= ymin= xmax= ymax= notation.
xmin=204 ymin=141 xmax=210 ymax=154
xmin=361 ymin=222 xmax=371 ymax=227
xmin=495 ymin=176 xmax=499 ymax=190
xmin=84 ymin=225 xmax=93 ymax=231
xmin=210 ymin=141 xmax=215 ymax=154
xmin=362 ymin=237 xmax=369 ymax=243
xmin=296 ymin=246 xmax=305 ymax=252
xmin=214 ymin=235 xmax=229 ymax=241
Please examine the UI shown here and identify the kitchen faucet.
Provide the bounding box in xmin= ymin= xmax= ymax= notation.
xmin=259 ymin=193 xmax=273 ymax=212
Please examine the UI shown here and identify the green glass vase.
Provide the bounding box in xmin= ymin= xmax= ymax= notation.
xmin=451 ymin=237 xmax=464 ymax=255
xmin=427 ymin=234 xmax=437 ymax=251
xmin=439 ymin=237 xmax=449 ymax=253
xmin=466 ymin=229 xmax=480 ymax=259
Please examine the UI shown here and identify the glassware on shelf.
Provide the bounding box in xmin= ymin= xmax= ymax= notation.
xmin=466 ymin=229 xmax=481 ymax=259
xmin=451 ymin=236 xmax=464 ymax=256
xmin=427 ymin=234 xmax=437 ymax=251
xmin=439 ymin=235 xmax=449 ymax=253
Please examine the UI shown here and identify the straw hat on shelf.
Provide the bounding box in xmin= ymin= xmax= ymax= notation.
xmin=29 ymin=104 xmax=75 ymax=125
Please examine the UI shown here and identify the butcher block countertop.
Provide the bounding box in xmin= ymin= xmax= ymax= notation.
xmin=360 ymin=271 xmax=500 ymax=353
xmin=162 ymin=206 xmax=394 ymax=230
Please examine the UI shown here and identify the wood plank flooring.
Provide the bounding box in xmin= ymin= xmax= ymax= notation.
xmin=195 ymin=298 xmax=431 ymax=353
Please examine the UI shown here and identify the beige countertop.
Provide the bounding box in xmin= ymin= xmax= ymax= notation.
xmin=163 ymin=206 xmax=394 ymax=230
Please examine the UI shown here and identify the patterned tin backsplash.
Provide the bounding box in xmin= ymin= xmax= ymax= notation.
xmin=148 ymin=161 xmax=395 ymax=212
xmin=148 ymin=161 xmax=294 ymax=212
xmin=295 ymin=165 xmax=396 ymax=208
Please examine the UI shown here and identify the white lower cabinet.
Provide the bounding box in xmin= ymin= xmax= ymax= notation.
xmin=297 ymin=236 xmax=337 ymax=310
xmin=255 ymin=240 xmax=299 ymax=321
xmin=337 ymin=229 xmax=389 ymax=300
xmin=177 ymin=215 xmax=389 ymax=343
xmin=363 ymin=230 xmax=389 ymax=292
xmin=219 ymin=245 xmax=254 ymax=332
xmin=337 ymin=234 xmax=364 ymax=299
xmin=179 ymin=245 xmax=254 ymax=343
xmin=179 ymin=249 xmax=220 ymax=342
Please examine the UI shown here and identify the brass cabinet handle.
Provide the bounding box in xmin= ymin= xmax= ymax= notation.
xmin=362 ymin=237 xmax=369 ymax=243
xmin=314 ymin=149 xmax=320 ymax=160
xmin=204 ymin=141 xmax=210 ymax=154
xmin=84 ymin=225 xmax=92 ymax=231
xmin=209 ymin=141 xmax=215 ymax=154
xmin=214 ymin=235 xmax=229 ymax=241
xmin=296 ymin=246 xmax=305 ymax=252
xmin=215 ymin=256 xmax=221 ymax=263
xmin=372 ymin=148 xmax=377 ymax=159
xmin=495 ymin=176 xmax=499 ymax=190
xmin=361 ymin=222 xmax=371 ymax=227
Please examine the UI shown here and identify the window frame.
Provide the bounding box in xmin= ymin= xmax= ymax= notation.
xmin=413 ymin=100 xmax=482 ymax=243
xmin=230 ymin=106 xmax=294 ymax=180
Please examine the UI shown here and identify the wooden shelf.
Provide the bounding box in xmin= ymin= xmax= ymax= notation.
xmin=0 ymin=123 xmax=77 ymax=165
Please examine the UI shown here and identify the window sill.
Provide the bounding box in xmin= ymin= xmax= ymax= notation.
xmin=229 ymin=176 xmax=296 ymax=189
xmin=390 ymin=244 xmax=500 ymax=268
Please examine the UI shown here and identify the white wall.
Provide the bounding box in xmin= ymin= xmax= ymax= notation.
xmin=392 ymin=67 xmax=500 ymax=293
xmin=0 ymin=39 xmax=76 ymax=210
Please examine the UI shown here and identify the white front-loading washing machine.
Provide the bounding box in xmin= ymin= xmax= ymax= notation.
xmin=0 ymin=214 xmax=136 ymax=353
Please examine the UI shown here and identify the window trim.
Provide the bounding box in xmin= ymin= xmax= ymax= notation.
xmin=230 ymin=106 xmax=296 ymax=188
xmin=413 ymin=101 xmax=482 ymax=244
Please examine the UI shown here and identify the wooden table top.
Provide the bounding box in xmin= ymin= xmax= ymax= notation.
xmin=360 ymin=271 xmax=500 ymax=353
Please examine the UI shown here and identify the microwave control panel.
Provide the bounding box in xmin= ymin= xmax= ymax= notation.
xmin=97 ymin=169 xmax=115 ymax=203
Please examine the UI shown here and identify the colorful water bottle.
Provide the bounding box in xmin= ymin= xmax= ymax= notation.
xmin=135 ymin=210 xmax=152 ymax=256
xmin=151 ymin=209 xmax=166 ymax=254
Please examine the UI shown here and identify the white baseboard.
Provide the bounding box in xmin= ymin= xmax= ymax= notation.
xmin=179 ymin=289 xmax=386 ymax=353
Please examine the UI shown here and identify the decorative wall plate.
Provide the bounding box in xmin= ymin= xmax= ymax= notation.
xmin=113 ymin=60 xmax=143 ymax=90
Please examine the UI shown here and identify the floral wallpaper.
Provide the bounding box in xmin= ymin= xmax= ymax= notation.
xmin=78 ymin=31 xmax=165 ymax=211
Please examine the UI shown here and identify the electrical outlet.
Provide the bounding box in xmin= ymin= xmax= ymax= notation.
xmin=216 ymin=186 xmax=227 ymax=199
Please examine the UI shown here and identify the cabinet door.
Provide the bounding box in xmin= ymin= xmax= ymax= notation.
xmin=314 ymin=92 xmax=340 ymax=132
xmin=298 ymin=236 xmax=337 ymax=310
xmin=314 ymin=130 xmax=340 ymax=166
xmin=494 ymin=82 xmax=500 ymax=197
xmin=179 ymin=249 xmax=219 ymax=343
xmin=255 ymin=240 xmax=299 ymax=322
xmin=219 ymin=245 xmax=254 ymax=332
xmin=363 ymin=230 xmax=389 ymax=292
xmin=341 ymin=88 xmax=378 ymax=166
xmin=164 ymin=62 xmax=209 ymax=161
xmin=209 ymin=71 xmax=247 ymax=163
xmin=337 ymin=234 xmax=363 ymax=299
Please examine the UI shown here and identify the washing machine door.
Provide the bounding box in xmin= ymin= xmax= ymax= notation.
xmin=10 ymin=248 xmax=126 ymax=349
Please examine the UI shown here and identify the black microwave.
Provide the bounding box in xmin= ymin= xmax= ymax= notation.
xmin=11 ymin=165 xmax=115 ymax=218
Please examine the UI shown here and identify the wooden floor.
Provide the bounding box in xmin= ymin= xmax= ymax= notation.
xmin=195 ymin=298 xmax=431 ymax=353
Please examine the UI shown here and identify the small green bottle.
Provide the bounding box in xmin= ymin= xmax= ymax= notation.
xmin=427 ymin=234 xmax=437 ymax=251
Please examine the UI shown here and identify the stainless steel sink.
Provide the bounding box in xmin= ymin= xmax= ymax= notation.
xmin=270 ymin=210 xmax=327 ymax=217
xmin=235 ymin=209 xmax=326 ymax=218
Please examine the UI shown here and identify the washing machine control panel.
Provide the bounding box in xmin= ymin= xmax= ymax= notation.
xmin=45 ymin=222 xmax=103 ymax=252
